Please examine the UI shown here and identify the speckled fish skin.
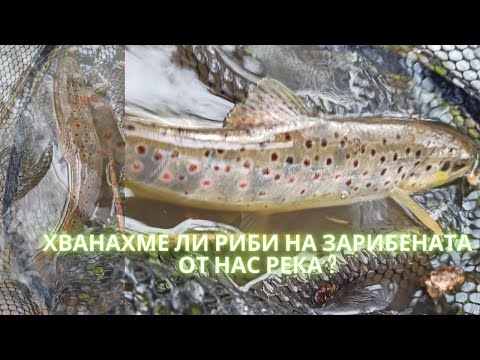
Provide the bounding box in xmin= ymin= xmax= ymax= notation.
xmin=53 ymin=56 xmax=103 ymax=231
xmin=126 ymin=79 xmax=475 ymax=216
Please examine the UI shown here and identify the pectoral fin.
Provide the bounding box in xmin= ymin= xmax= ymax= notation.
xmin=389 ymin=188 xmax=443 ymax=235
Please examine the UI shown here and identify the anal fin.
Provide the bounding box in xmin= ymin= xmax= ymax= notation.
xmin=389 ymin=187 xmax=443 ymax=235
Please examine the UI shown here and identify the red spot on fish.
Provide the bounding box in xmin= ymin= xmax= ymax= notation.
xmin=225 ymin=165 xmax=231 ymax=173
xmin=203 ymin=180 xmax=211 ymax=186
xmin=335 ymin=174 xmax=341 ymax=179
xmin=274 ymin=174 xmax=281 ymax=181
xmin=271 ymin=153 xmax=278 ymax=161
xmin=250 ymin=117 xmax=256 ymax=123
xmin=384 ymin=180 xmax=390 ymax=186
xmin=353 ymin=160 xmax=359 ymax=167
xmin=300 ymin=189 xmax=305 ymax=195
xmin=314 ymin=173 xmax=320 ymax=180
xmin=363 ymin=170 xmax=369 ymax=176
xmin=75 ymin=123 xmax=81 ymax=128
xmin=304 ymin=160 xmax=310 ymax=167
xmin=214 ymin=165 xmax=220 ymax=171
xmin=239 ymin=183 xmax=247 ymax=189
xmin=179 ymin=176 xmax=185 ymax=181
xmin=79 ymin=96 xmax=89 ymax=105
xmin=154 ymin=153 xmax=163 ymax=161
xmin=184 ymin=191 xmax=189 ymax=195
xmin=288 ymin=178 xmax=295 ymax=184
xmin=189 ymin=164 xmax=198 ymax=172
xmin=137 ymin=146 xmax=145 ymax=155
xmin=132 ymin=163 xmax=142 ymax=171
xmin=259 ymin=191 xmax=266 ymax=196
xmin=346 ymin=179 xmax=352 ymax=186
xmin=326 ymin=158 xmax=332 ymax=165
xmin=241 ymin=117 xmax=246 ymax=122
xmin=262 ymin=168 xmax=269 ymax=175
xmin=162 ymin=173 xmax=172 ymax=181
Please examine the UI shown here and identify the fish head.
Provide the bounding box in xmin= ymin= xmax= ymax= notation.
xmin=400 ymin=124 xmax=477 ymax=192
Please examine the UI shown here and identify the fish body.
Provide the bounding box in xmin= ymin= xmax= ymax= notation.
xmin=126 ymin=79 xmax=475 ymax=226
xmin=54 ymin=57 xmax=103 ymax=230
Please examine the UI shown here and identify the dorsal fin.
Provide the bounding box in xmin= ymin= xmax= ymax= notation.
xmin=223 ymin=78 xmax=314 ymax=130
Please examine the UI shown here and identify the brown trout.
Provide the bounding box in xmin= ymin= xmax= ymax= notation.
xmin=126 ymin=78 xmax=477 ymax=235
xmin=53 ymin=57 xmax=103 ymax=231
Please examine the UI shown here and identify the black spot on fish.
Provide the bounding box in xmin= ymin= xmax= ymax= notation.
xmin=243 ymin=161 xmax=251 ymax=168
xmin=305 ymin=140 xmax=313 ymax=148
xmin=406 ymin=148 xmax=411 ymax=155
xmin=204 ymin=150 xmax=210 ymax=157
xmin=286 ymin=157 xmax=293 ymax=164
xmin=315 ymin=155 xmax=320 ymax=161
xmin=441 ymin=161 xmax=451 ymax=171
xmin=381 ymin=169 xmax=387 ymax=176
xmin=380 ymin=156 xmax=386 ymax=163
xmin=285 ymin=133 xmax=291 ymax=141
xmin=240 ymin=147 xmax=245 ymax=152
xmin=271 ymin=153 xmax=278 ymax=161
xmin=326 ymin=158 xmax=332 ymax=165
xmin=371 ymin=149 xmax=376 ymax=156
xmin=304 ymin=160 xmax=310 ymax=167
xmin=414 ymin=161 xmax=421 ymax=167
xmin=346 ymin=179 xmax=352 ymax=186
xmin=426 ymin=165 xmax=432 ymax=171
xmin=321 ymin=138 xmax=328 ymax=147
xmin=126 ymin=124 xmax=135 ymax=131
xmin=346 ymin=153 xmax=351 ymax=159
xmin=398 ymin=166 xmax=403 ymax=174
xmin=393 ymin=153 xmax=398 ymax=161
xmin=218 ymin=149 xmax=224 ymax=154
xmin=415 ymin=150 xmax=421 ymax=158
xmin=396 ymin=134 xmax=401 ymax=140
xmin=383 ymin=138 xmax=387 ymax=145
xmin=334 ymin=132 xmax=339 ymax=139
xmin=340 ymin=140 xmax=346 ymax=148
xmin=361 ymin=144 xmax=366 ymax=154
xmin=453 ymin=160 xmax=467 ymax=171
